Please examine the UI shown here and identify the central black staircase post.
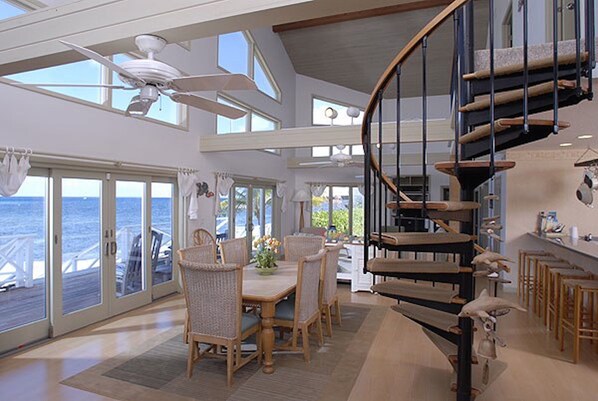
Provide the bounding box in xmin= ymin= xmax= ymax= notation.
xmin=457 ymin=185 xmax=476 ymax=401
xmin=363 ymin=113 xmax=372 ymax=274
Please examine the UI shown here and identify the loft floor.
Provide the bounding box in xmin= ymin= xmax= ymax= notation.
xmin=0 ymin=286 xmax=596 ymax=401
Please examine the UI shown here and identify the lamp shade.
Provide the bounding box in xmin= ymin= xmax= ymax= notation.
xmin=292 ymin=189 xmax=311 ymax=202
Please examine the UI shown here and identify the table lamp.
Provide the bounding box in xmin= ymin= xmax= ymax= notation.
xmin=292 ymin=189 xmax=311 ymax=231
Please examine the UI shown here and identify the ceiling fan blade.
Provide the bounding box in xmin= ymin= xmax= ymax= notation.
xmin=299 ymin=161 xmax=333 ymax=166
xmin=169 ymin=74 xmax=257 ymax=92
xmin=11 ymin=83 xmax=132 ymax=89
xmin=124 ymin=95 xmax=152 ymax=117
xmin=60 ymin=40 xmax=145 ymax=86
xmin=169 ymin=93 xmax=246 ymax=119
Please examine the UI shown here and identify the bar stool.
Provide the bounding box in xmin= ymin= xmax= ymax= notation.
xmin=527 ymin=254 xmax=559 ymax=311
xmin=538 ymin=260 xmax=573 ymax=323
xmin=518 ymin=250 xmax=547 ymax=300
xmin=546 ymin=266 xmax=592 ymax=334
xmin=559 ymin=278 xmax=598 ymax=363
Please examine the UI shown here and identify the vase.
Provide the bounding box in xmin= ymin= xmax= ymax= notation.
xmin=255 ymin=265 xmax=278 ymax=275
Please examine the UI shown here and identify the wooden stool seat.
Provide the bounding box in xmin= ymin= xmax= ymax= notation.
xmin=559 ymin=277 xmax=598 ymax=363
xmin=547 ymin=267 xmax=592 ymax=336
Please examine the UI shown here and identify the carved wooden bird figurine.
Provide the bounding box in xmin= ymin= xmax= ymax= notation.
xmin=458 ymin=289 xmax=526 ymax=320
xmin=472 ymin=250 xmax=513 ymax=266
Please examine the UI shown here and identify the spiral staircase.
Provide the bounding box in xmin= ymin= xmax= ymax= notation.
xmin=361 ymin=1 xmax=595 ymax=400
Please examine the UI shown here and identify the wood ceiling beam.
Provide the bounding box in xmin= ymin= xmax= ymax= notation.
xmin=272 ymin=0 xmax=453 ymax=32
xmin=199 ymin=119 xmax=453 ymax=152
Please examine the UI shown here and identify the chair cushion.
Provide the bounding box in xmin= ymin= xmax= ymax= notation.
xmin=274 ymin=299 xmax=296 ymax=321
xmin=241 ymin=313 xmax=261 ymax=333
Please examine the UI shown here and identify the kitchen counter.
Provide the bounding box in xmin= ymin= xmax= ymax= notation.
xmin=527 ymin=232 xmax=598 ymax=261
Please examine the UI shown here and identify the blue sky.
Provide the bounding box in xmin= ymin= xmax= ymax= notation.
xmin=0 ymin=1 xmax=25 ymax=21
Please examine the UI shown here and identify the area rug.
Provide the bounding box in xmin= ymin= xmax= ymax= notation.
xmin=62 ymin=303 xmax=387 ymax=401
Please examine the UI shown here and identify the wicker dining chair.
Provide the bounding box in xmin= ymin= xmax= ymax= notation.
xmin=283 ymin=235 xmax=325 ymax=262
xmin=273 ymin=249 xmax=326 ymax=362
xmin=179 ymin=260 xmax=261 ymax=385
xmin=192 ymin=228 xmax=216 ymax=246
xmin=321 ymin=242 xmax=343 ymax=337
xmin=220 ymin=237 xmax=249 ymax=267
xmin=177 ymin=244 xmax=218 ymax=344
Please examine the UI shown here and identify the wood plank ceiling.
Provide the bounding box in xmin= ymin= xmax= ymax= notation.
xmin=276 ymin=0 xmax=488 ymax=97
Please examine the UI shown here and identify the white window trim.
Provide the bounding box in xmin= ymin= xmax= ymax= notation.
xmin=217 ymin=31 xmax=282 ymax=102
xmin=310 ymin=95 xmax=364 ymax=157
xmin=216 ymin=94 xmax=281 ymax=155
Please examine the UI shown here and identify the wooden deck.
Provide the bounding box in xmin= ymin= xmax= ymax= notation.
xmin=0 ymin=269 xmax=101 ymax=332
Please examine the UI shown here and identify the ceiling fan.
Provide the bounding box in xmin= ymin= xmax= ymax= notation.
xmin=300 ymin=145 xmax=363 ymax=168
xmin=12 ymin=34 xmax=257 ymax=119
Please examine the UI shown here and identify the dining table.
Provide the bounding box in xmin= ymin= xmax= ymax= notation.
xmin=242 ymin=260 xmax=298 ymax=374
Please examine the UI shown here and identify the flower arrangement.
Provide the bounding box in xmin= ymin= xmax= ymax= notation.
xmin=252 ymin=235 xmax=281 ymax=272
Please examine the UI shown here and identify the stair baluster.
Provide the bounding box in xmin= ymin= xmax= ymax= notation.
xmin=396 ymin=65 xmax=402 ymax=229
xmin=378 ymin=90 xmax=383 ymax=246
xmin=489 ymin=0 xmax=496 ymax=177
xmin=421 ymin=36 xmax=428 ymax=218
xmin=523 ymin=0 xmax=529 ymax=133
xmin=363 ymin=113 xmax=371 ymax=274
xmin=587 ymin=0 xmax=595 ymax=95
xmin=552 ymin=0 xmax=559 ymax=133
xmin=575 ymin=0 xmax=582 ymax=90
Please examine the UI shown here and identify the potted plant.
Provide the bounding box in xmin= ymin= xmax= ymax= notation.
xmin=252 ymin=235 xmax=280 ymax=275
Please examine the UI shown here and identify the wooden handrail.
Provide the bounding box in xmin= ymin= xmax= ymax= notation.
xmin=360 ymin=0 xmax=510 ymax=271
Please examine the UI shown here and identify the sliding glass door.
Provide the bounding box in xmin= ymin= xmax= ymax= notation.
xmin=0 ymin=171 xmax=50 ymax=353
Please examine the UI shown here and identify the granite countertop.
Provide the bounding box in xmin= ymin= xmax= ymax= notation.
xmin=528 ymin=232 xmax=598 ymax=260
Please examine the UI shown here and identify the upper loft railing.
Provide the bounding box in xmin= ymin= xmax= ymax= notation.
xmin=361 ymin=0 xmax=595 ymax=248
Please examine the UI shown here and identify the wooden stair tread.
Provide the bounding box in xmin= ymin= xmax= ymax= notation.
xmin=459 ymin=118 xmax=571 ymax=144
xmin=434 ymin=161 xmax=516 ymax=176
xmin=386 ymin=200 xmax=480 ymax=211
xmin=458 ymin=80 xmax=577 ymax=113
xmin=372 ymin=281 xmax=466 ymax=304
xmin=367 ymin=258 xmax=469 ymax=274
xmin=370 ymin=232 xmax=472 ymax=246
xmin=464 ymin=51 xmax=588 ymax=81
xmin=392 ymin=303 xmax=460 ymax=333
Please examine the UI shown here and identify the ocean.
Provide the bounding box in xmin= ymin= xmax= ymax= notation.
xmin=0 ymin=197 xmax=173 ymax=262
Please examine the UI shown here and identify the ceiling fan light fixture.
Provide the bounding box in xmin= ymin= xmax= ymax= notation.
xmin=324 ymin=107 xmax=338 ymax=119
xmin=346 ymin=106 xmax=360 ymax=118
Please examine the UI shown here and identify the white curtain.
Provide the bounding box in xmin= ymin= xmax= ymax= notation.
xmin=311 ymin=183 xmax=326 ymax=197
xmin=178 ymin=171 xmax=200 ymax=220
xmin=214 ymin=174 xmax=235 ymax=215
xmin=0 ymin=152 xmax=31 ymax=197
xmin=276 ymin=182 xmax=288 ymax=212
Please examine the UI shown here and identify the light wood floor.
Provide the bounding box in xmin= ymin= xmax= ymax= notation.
xmin=0 ymin=284 xmax=597 ymax=401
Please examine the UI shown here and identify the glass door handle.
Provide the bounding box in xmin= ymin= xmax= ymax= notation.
xmin=105 ymin=242 xmax=110 ymax=256
xmin=110 ymin=241 xmax=117 ymax=255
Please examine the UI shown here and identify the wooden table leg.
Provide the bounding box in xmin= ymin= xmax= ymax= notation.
xmin=261 ymin=301 xmax=275 ymax=374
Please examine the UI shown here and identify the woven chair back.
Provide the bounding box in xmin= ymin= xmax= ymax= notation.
xmin=178 ymin=243 xmax=217 ymax=264
xmin=179 ymin=261 xmax=241 ymax=340
xmin=323 ymin=242 xmax=343 ymax=304
xmin=284 ymin=235 xmax=325 ymax=262
xmin=220 ymin=237 xmax=249 ymax=267
xmin=295 ymin=249 xmax=326 ymax=323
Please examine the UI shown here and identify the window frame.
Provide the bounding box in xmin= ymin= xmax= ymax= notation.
xmin=310 ymin=184 xmax=364 ymax=237
xmin=310 ymin=95 xmax=364 ymax=157
xmin=217 ymin=31 xmax=282 ymax=102
xmin=216 ymin=93 xmax=281 ymax=155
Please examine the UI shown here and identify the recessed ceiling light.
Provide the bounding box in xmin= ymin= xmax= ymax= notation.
xmin=560 ymin=143 xmax=573 ymax=147
xmin=578 ymin=135 xmax=593 ymax=139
